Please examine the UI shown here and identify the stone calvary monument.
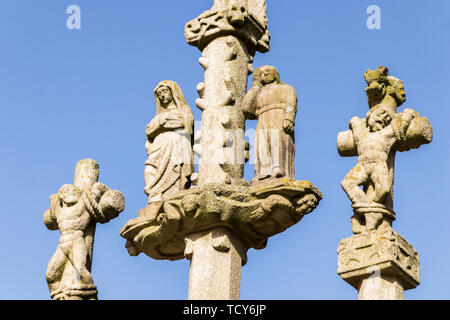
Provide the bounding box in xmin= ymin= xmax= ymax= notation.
xmin=41 ymin=3 xmax=436 ymax=302
xmin=44 ymin=159 xmax=125 ymax=300
xmin=337 ymin=66 xmax=433 ymax=300
xmin=120 ymin=0 xmax=322 ymax=300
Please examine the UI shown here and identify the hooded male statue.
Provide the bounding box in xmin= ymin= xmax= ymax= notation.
xmin=242 ymin=66 xmax=298 ymax=183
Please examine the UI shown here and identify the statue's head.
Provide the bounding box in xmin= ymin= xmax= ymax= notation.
xmin=255 ymin=65 xmax=281 ymax=86
xmin=366 ymin=104 xmax=395 ymax=132
xmin=227 ymin=0 xmax=248 ymax=27
xmin=154 ymin=81 xmax=188 ymax=114
xmin=155 ymin=85 xmax=173 ymax=108
xmin=58 ymin=184 xmax=82 ymax=206
xmin=364 ymin=66 xmax=390 ymax=106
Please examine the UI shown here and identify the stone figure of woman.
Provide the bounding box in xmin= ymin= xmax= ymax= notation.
xmin=144 ymin=81 xmax=194 ymax=203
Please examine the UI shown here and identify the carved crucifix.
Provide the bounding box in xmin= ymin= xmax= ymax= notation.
xmin=338 ymin=66 xmax=433 ymax=234
xmin=337 ymin=66 xmax=433 ymax=300
xmin=44 ymin=159 xmax=125 ymax=300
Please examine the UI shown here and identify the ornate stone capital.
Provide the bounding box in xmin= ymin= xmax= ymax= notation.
xmin=337 ymin=229 xmax=420 ymax=291
xmin=121 ymin=178 xmax=322 ymax=261
xmin=185 ymin=0 xmax=270 ymax=54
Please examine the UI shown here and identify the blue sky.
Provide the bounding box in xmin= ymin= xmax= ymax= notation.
xmin=0 ymin=0 xmax=449 ymax=299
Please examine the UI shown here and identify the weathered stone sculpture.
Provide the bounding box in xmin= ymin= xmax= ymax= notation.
xmin=44 ymin=159 xmax=125 ymax=300
xmin=144 ymin=81 xmax=194 ymax=203
xmin=121 ymin=0 xmax=322 ymax=300
xmin=337 ymin=66 xmax=432 ymax=300
xmin=242 ymin=65 xmax=297 ymax=182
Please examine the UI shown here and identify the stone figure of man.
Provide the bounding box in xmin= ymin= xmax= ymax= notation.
xmin=44 ymin=159 xmax=125 ymax=300
xmin=144 ymin=81 xmax=194 ymax=203
xmin=242 ymin=65 xmax=297 ymax=183
xmin=339 ymin=103 xmax=432 ymax=233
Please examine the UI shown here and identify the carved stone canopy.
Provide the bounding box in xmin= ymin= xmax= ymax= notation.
xmin=121 ymin=178 xmax=322 ymax=263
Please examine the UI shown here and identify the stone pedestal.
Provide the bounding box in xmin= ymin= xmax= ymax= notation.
xmin=185 ymin=228 xmax=247 ymax=300
xmin=337 ymin=229 xmax=419 ymax=300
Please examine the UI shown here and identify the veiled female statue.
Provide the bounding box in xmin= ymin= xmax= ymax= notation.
xmin=144 ymin=81 xmax=194 ymax=203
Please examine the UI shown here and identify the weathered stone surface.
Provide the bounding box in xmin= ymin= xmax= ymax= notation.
xmin=337 ymin=66 xmax=432 ymax=300
xmin=121 ymin=1 xmax=322 ymax=300
xmin=337 ymin=229 xmax=420 ymax=295
xmin=44 ymin=159 xmax=125 ymax=300
xmin=185 ymin=0 xmax=270 ymax=187
xmin=242 ymin=66 xmax=297 ymax=183
xmin=338 ymin=67 xmax=432 ymax=234
xmin=186 ymin=228 xmax=246 ymax=300
xmin=121 ymin=178 xmax=321 ymax=261
xmin=145 ymin=81 xmax=194 ymax=203
xmin=185 ymin=0 xmax=270 ymax=55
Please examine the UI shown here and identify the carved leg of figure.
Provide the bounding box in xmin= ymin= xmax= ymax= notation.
xmin=371 ymin=162 xmax=392 ymax=204
xmin=364 ymin=212 xmax=383 ymax=232
xmin=350 ymin=214 xmax=365 ymax=234
xmin=70 ymin=238 xmax=94 ymax=285
xmin=341 ymin=163 xmax=370 ymax=205
xmin=269 ymin=129 xmax=283 ymax=178
xmin=256 ymin=129 xmax=272 ymax=180
xmin=46 ymin=247 xmax=67 ymax=295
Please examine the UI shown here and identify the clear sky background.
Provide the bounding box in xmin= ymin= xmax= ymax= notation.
xmin=0 ymin=0 xmax=449 ymax=300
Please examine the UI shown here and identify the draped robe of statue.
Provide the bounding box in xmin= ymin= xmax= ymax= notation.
xmin=144 ymin=81 xmax=194 ymax=203
xmin=242 ymin=71 xmax=297 ymax=182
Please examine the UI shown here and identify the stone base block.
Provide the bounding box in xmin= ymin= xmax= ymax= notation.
xmin=337 ymin=229 xmax=419 ymax=293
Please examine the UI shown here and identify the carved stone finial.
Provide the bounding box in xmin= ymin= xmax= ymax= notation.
xmin=185 ymin=0 xmax=270 ymax=54
xmin=44 ymin=159 xmax=125 ymax=300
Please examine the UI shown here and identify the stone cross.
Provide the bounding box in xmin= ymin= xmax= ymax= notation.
xmin=337 ymin=66 xmax=433 ymax=300
xmin=121 ymin=0 xmax=322 ymax=300
xmin=44 ymin=159 xmax=125 ymax=300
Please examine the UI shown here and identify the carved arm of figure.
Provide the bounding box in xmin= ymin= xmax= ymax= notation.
xmin=146 ymin=116 xmax=162 ymax=141
xmin=337 ymin=117 xmax=367 ymax=157
xmin=43 ymin=194 xmax=59 ymax=231
xmin=392 ymin=108 xmax=433 ymax=151
xmin=242 ymin=69 xmax=265 ymax=120
xmin=282 ymin=85 xmax=298 ymax=135
xmin=146 ymin=109 xmax=193 ymax=141
xmin=82 ymin=182 xmax=125 ymax=224
xmin=242 ymin=83 xmax=261 ymax=120
xmin=146 ymin=114 xmax=170 ymax=141
xmin=181 ymin=106 xmax=195 ymax=136
xmin=349 ymin=116 xmax=368 ymax=144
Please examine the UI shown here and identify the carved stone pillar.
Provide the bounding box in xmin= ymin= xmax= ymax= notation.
xmin=185 ymin=0 xmax=270 ymax=186
xmin=121 ymin=1 xmax=322 ymax=300
xmin=185 ymin=228 xmax=247 ymax=300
